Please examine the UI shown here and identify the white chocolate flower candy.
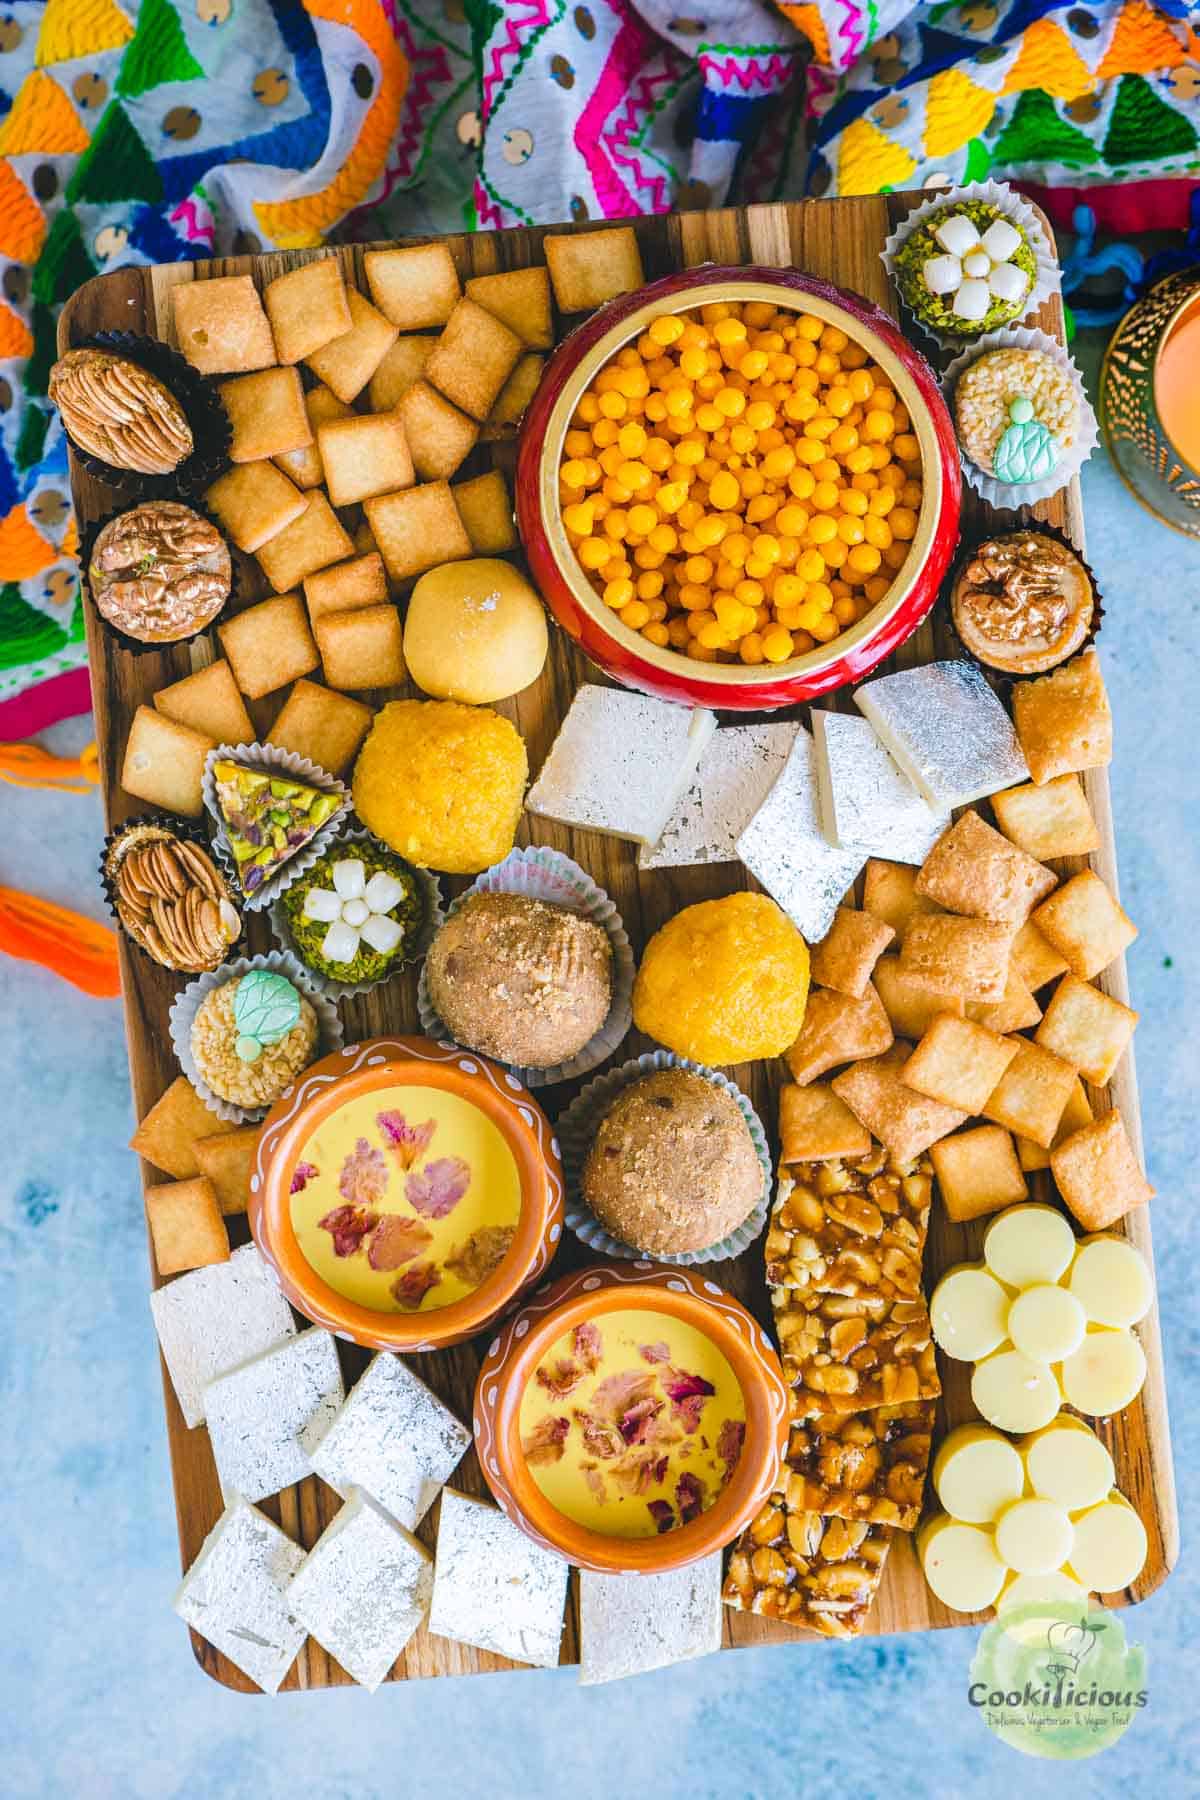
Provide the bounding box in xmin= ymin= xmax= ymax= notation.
xmin=920 ymin=1418 xmax=1147 ymax=1613
xmin=300 ymin=855 xmax=410 ymax=966
xmin=921 ymin=208 xmax=1031 ymax=324
xmin=931 ymin=1204 xmax=1151 ymax=1430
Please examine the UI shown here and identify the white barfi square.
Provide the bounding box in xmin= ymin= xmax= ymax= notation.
xmin=204 ymin=1329 xmax=345 ymax=1503
xmin=526 ymin=685 xmax=717 ymax=846
xmin=149 ymin=1243 xmax=296 ymax=1429
xmin=855 ymin=660 xmax=1028 ymax=809
xmin=579 ymin=1555 xmax=724 ymax=1685
xmin=173 ymin=1496 xmax=306 ymax=1694
xmin=735 ymin=725 xmax=865 ymax=941
xmin=287 ymin=1489 xmax=432 ymax=1691
xmin=812 ymin=709 xmax=950 ymax=865
xmin=428 ymin=1488 xmax=568 ymax=1668
xmin=639 ymin=723 xmax=799 ymax=870
xmin=308 ymin=1352 xmax=471 ymax=1530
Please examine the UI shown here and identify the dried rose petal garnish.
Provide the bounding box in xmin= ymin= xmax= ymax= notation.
xmin=290 ymin=1161 xmax=318 ymax=1195
xmin=574 ymin=1410 xmax=624 ymax=1461
xmin=536 ymin=1357 xmax=585 ymax=1399
xmin=638 ymin=1340 xmax=671 ymax=1365
xmin=391 ymin=1260 xmax=440 ymax=1309
xmin=406 ymin=1155 xmax=470 ymax=1219
xmin=717 ymin=1417 xmax=745 ymax=1478
xmin=664 ymin=1369 xmax=716 ymax=1433
xmin=574 ymin=1320 xmax=603 ymax=1370
xmin=619 ymin=1396 xmax=663 ymax=1445
xmin=522 ymin=1414 xmax=569 ymax=1466
xmin=377 ymin=1110 xmax=436 ymax=1170
xmin=318 ymin=1203 xmax=379 ymax=1258
xmin=612 ymin=1450 xmax=670 ymax=1496
xmin=367 ymin=1213 xmax=434 ymax=1272
xmin=338 ymin=1138 xmax=389 ymax=1207
xmin=675 ymin=1471 xmax=705 ymax=1524
xmin=647 ymin=1499 xmax=675 ymax=1534
xmin=592 ymin=1369 xmax=657 ymax=1423
xmin=444 ymin=1224 xmax=514 ymax=1289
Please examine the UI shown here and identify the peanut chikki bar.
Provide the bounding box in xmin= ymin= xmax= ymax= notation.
xmin=778 ymin=1402 xmax=935 ymax=1531
xmin=722 ymin=1504 xmax=893 ymax=1638
xmin=774 ymin=1288 xmax=941 ymax=1419
xmin=765 ymin=1146 xmax=933 ymax=1302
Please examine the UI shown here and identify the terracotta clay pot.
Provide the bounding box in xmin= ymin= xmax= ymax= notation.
xmin=516 ymin=265 xmax=962 ymax=709
xmin=250 ymin=1036 xmax=565 ymax=1352
xmin=473 ymin=1261 xmax=789 ymax=1574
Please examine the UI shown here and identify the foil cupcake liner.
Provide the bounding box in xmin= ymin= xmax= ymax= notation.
xmin=169 ymin=947 xmax=344 ymax=1125
xmin=416 ymin=846 xmax=635 ymax=1089
xmin=882 ymin=180 xmax=1060 ymax=351
xmin=99 ymin=811 xmax=244 ymax=978
xmin=78 ymin=499 xmax=240 ymax=659
xmin=943 ymin=519 xmax=1105 ymax=693
xmin=59 ymin=330 xmax=231 ymax=498
xmin=556 ymin=1051 xmax=771 ymax=1267
xmin=202 ymin=742 xmax=350 ymax=914
xmin=943 ymin=325 xmax=1098 ymax=509
xmin=268 ymin=825 xmax=444 ymax=1002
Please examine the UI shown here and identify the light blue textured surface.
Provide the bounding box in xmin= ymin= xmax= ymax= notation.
xmin=2 ymin=344 xmax=1196 ymax=1799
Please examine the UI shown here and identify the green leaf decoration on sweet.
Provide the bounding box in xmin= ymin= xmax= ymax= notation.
xmin=232 ymin=970 xmax=301 ymax=1062
xmin=65 ymin=102 xmax=163 ymax=207
xmin=992 ymin=88 xmax=1099 ymax=172
xmin=117 ymin=0 xmax=205 ymax=100
xmin=993 ymin=396 xmax=1059 ymax=486
xmin=1102 ymin=73 xmax=1198 ymax=169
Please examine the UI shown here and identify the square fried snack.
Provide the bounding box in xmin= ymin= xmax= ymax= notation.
xmin=304 ymin=552 xmax=389 ymax=623
xmin=395 ymin=381 xmax=478 ymax=482
xmin=773 ymin=1286 xmax=940 ymax=1419
xmin=779 ymin=1083 xmax=872 ymax=1164
xmin=173 ymin=275 xmax=276 ymax=375
xmin=452 ymin=470 xmax=516 ymax=555
xmin=1035 ymin=974 xmax=1138 ymax=1086
xmin=219 ymin=365 xmax=312 ymax=464
xmin=266 ymin=679 xmax=373 ymax=779
xmin=1016 ymin=1075 xmax=1092 ymax=1172
xmin=465 ymin=267 xmax=553 ymax=348
xmin=364 ymin=243 xmax=461 ymax=331
xmin=424 ymin=298 xmax=522 ymax=422
xmin=777 ymin=1401 xmax=936 ymax=1530
xmin=314 ymin=603 xmax=405 ymax=692
xmin=1010 ymin=918 xmax=1069 ymax=992
xmin=274 ymin=383 xmax=353 ymax=491
xmin=872 ymin=957 xmax=963 ymax=1041
xmin=318 ymin=411 xmax=415 ymax=509
xmin=832 ymin=1045 xmax=968 ymax=1163
xmin=900 ymin=1014 xmax=1019 ymax=1114
xmin=264 ymin=256 xmax=351 ymax=365
xmin=929 ymin=1124 xmax=1028 ymax=1223
xmin=1031 ymin=870 xmax=1137 ymax=981
xmin=255 ymin=492 xmax=355 ymax=595
xmin=765 ymin=1147 xmax=933 ymax=1303
xmin=723 ymin=1505 xmax=893 ymax=1639
xmin=218 ymin=591 xmax=320 ymax=700
xmin=915 ymin=809 xmax=1056 ymax=927
xmin=862 ymin=858 xmax=941 ymax=940
xmin=364 ymin=481 xmax=472 ymax=584
xmin=480 ymin=353 xmax=544 ymax=439
xmin=785 ymin=984 xmax=894 ymax=1086
xmin=304 ymin=288 xmax=398 ymax=403
xmin=900 ymin=913 xmax=1012 ymax=1003
xmin=544 ymin=227 xmax=645 ymax=313
xmin=991 ymin=774 xmax=1099 ymax=861
xmin=146 ymin=1176 xmax=229 ymax=1275
xmin=129 ymin=1075 xmax=237 ymax=1179
xmin=1050 ymin=1108 xmax=1155 ymax=1231
xmin=154 ymin=659 xmax=253 ymax=748
xmin=810 ymin=907 xmax=895 ymax=999
xmin=121 ymin=705 xmax=214 ymax=817
xmin=368 ymin=334 xmax=436 ymax=411
xmin=193 ymin=1125 xmax=260 ymax=1215
xmin=981 ymin=1036 xmax=1076 ymax=1149
xmin=1012 ymin=650 xmax=1112 ymax=785
xmin=965 ymin=967 xmax=1043 ymax=1035
xmin=205 ymin=461 xmax=306 ymax=554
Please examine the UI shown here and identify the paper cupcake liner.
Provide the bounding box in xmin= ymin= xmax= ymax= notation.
xmin=202 ymin=742 xmax=350 ymax=914
xmin=882 ymin=180 xmax=1060 ymax=351
xmin=78 ymin=499 xmax=239 ymax=659
xmin=417 ymin=846 xmax=635 ymax=1089
xmin=61 ymin=331 xmax=231 ymax=497
xmin=944 ymin=520 xmax=1104 ymax=693
xmin=268 ymin=825 xmax=444 ymax=1001
xmin=943 ymin=326 xmax=1098 ymax=509
xmin=99 ymin=811 xmax=244 ymax=977
xmin=169 ymin=948 xmax=344 ymax=1124
xmin=555 ymin=1051 xmax=772 ymax=1267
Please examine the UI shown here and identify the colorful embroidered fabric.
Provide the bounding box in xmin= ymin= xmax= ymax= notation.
xmin=2 ymin=0 xmax=1198 ymax=727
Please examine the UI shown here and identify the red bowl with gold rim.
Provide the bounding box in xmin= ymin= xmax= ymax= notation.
xmin=516 ymin=266 xmax=961 ymax=709
xmin=473 ymin=1261 xmax=789 ymax=1574
xmin=249 ymin=1036 xmax=564 ymax=1352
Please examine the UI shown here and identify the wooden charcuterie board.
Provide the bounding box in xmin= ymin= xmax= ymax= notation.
xmin=60 ymin=195 xmax=1178 ymax=1691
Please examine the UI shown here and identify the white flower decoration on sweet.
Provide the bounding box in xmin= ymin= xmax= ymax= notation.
xmin=922 ymin=214 xmax=1030 ymax=323
xmin=300 ymin=857 xmax=408 ymax=965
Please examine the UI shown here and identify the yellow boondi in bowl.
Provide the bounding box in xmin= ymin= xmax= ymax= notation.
xmin=633 ymin=891 xmax=810 ymax=1063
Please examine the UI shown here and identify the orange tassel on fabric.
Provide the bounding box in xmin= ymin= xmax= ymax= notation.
xmin=0 ymin=885 xmax=121 ymax=997
xmin=0 ymin=740 xmax=100 ymax=793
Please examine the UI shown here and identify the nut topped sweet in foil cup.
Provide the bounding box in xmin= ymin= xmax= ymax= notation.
xmin=948 ymin=522 xmax=1102 ymax=682
xmin=51 ymin=348 xmax=194 ymax=477
xmin=87 ymin=500 xmax=233 ymax=645
xmin=102 ymin=817 xmax=242 ymax=975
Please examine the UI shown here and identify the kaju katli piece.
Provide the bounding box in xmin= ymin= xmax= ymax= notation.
xmin=855 ymin=659 xmax=1028 ymax=809
xmin=811 ymin=709 xmax=950 ymax=865
xmin=173 ymin=1497 xmax=306 ymax=1694
xmin=735 ymin=725 xmax=865 ymax=942
xmin=639 ymin=722 xmax=798 ymax=870
xmin=578 ymin=1556 xmax=723 ymax=1685
xmin=202 ymin=1328 xmax=345 ymax=1504
xmin=149 ymin=1241 xmax=297 ymax=1428
xmin=307 ymin=1351 xmax=471 ymax=1532
xmin=287 ymin=1490 xmax=433 ymax=1692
